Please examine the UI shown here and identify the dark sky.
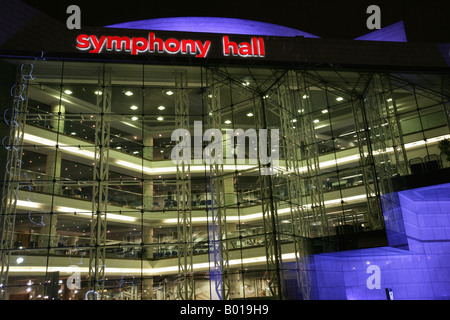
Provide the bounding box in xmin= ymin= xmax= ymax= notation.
xmin=22 ymin=0 xmax=450 ymax=43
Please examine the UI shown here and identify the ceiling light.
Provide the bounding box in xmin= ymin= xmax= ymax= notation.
xmin=157 ymin=117 xmax=164 ymax=121
xmin=64 ymin=90 xmax=72 ymax=95
xmin=322 ymin=109 xmax=328 ymax=114
xmin=302 ymin=95 xmax=308 ymax=99
xmin=387 ymin=98 xmax=393 ymax=102
xmin=166 ymin=90 xmax=173 ymax=96
xmin=313 ymin=119 xmax=320 ymax=123
xmin=124 ymin=91 xmax=133 ymax=96
xmin=131 ymin=116 xmax=138 ymax=121
xmin=247 ymin=113 xmax=253 ymax=117
xmin=158 ymin=106 xmax=165 ymax=110
xmin=224 ymin=120 xmax=231 ymax=124
xmin=336 ymin=97 xmax=344 ymax=101
xmin=130 ymin=105 xmax=138 ymax=110
xmin=94 ymin=91 xmax=102 ymax=95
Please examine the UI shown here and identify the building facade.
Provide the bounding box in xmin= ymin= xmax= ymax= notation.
xmin=0 ymin=2 xmax=449 ymax=300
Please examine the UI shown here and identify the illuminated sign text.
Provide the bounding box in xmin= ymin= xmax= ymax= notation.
xmin=76 ymin=33 xmax=265 ymax=59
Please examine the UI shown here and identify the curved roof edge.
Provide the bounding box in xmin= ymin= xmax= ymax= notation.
xmin=355 ymin=21 xmax=407 ymax=42
xmin=106 ymin=17 xmax=320 ymax=38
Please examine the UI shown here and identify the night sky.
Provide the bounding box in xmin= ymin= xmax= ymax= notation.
xmin=21 ymin=0 xmax=450 ymax=43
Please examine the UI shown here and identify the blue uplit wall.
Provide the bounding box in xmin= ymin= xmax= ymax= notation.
xmin=311 ymin=183 xmax=450 ymax=300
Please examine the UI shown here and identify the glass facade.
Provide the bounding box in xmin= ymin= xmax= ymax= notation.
xmin=0 ymin=59 xmax=449 ymax=300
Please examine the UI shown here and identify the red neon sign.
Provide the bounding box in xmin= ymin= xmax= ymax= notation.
xmin=76 ymin=33 xmax=265 ymax=58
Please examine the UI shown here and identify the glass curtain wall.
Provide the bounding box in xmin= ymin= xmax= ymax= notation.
xmin=0 ymin=59 xmax=448 ymax=300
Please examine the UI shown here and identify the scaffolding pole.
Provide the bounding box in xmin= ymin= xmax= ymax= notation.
xmin=0 ymin=64 xmax=33 ymax=300
xmin=351 ymin=73 xmax=385 ymax=230
xmin=378 ymin=74 xmax=409 ymax=176
xmin=296 ymin=72 xmax=328 ymax=237
xmin=253 ymin=91 xmax=284 ymax=299
xmin=277 ymin=71 xmax=312 ymax=299
xmin=88 ymin=67 xmax=111 ymax=299
xmin=205 ymin=68 xmax=230 ymax=300
xmin=175 ymin=70 xmax=194 ymax=300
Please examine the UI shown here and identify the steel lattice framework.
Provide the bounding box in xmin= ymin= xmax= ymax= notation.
xmin=88 ymin=67 xmax=111 ymax=299
xmin=205 ymin=68 xmax=230 ymax=300
xmin=277 ymin=70 xmax=312 ymax=300
xmin=378 ymin=74 xmax=409 ymax=176
xmin=0 ymin=64 xmax=33 ymax=300
xmin=175 ymin=70 xmax=194 ymax=300
xmin=297 ymin=72 xmax=328 ymax=237
xmin=351 ymin=73 xmax=385 ymax=230
xmin=253 ymin=92 xmax=284 ymax=299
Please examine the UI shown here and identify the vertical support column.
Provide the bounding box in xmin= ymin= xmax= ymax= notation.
xmin=143 ymin=136 xmax=153 ymax=160
xmin=278 ymin=71 xmax=312 ymax=300
xmin=88 ymin=67 xmax=111 ymax=299
xmin=296 ymin=72 xmax=328 ymax=237
xmin=205 ymin=69 xmax=230 ymax=300
xmin=253 ymin=92 xmax=283 ymax=299
xmin=351 ymin=73 xmax=384 ymax=230
xmin=143 ymin=180 xmax=153 ymax=210
xmin=378 ymin=74 xmax=409 ymax=176
xmin=0 ymin=63 xmax=33 ymax=299
xmin=175 ymin=70 xmax=194 ymax=300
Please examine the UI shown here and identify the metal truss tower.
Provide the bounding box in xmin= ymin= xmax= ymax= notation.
xmin=205 ymin=68 xmax=230 ymax=300
xmin=296 ymin=72 xmax=328 ymax=237
xmin=175 ymin=70 xmax=194 ymax=300
xmin=0 ymin=64 xmax=33 ymax=299
xmin=378 ymin=74 xmax=409 ymax=176
xmin=351 ymin=73 xmax=386 ymax=230
xmin=277 ymin=70 xmax=312 ymax=300
xmin=88 ymin=67 xmax=111 ymax=299
xmin=253 ymin=89 xmax=284 ymax=299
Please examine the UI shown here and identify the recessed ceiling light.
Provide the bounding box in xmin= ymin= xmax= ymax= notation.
xmin=322 ymin=109 xmax=328 ymax=114
xmin=158 ymin=106 xmax=165 ymax=110
xmin=336 ymin=97 xmax=344 ymax=101
xmin=313 ymin=119 xmax=320 ymax=123
xmin=224 ymin=120 xmax=231 ymax=124
xmin=302 ymin=95 xmax=308 ymax=99
xmin=130 ymin=105 xmax=138 ymax=110
xmin=166 ymin=90 xmax=173 ymax=96
xmin=124 ymin=91 xmax=133 ymax=96
xmin=94 ymin=91 xmax=102 ymax=95
xmin=131 ymin=116 xmax=138 ymax=121
xmin=247 ymin=113 xmax=253 ymax=117
xmin=157 ymin=117 xmax=164 ymax=121
xmin=64 ymin=90 xmax=72 ymax=95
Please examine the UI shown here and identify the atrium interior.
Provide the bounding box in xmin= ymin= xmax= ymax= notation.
xmin=0 ymin=59 xmax=449 ymax=300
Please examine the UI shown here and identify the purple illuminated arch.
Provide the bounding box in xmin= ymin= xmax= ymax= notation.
xmin=106 ymin=17 xmax=320 ymax=38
